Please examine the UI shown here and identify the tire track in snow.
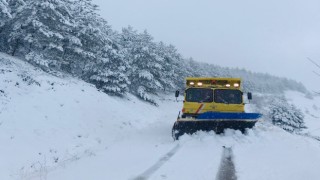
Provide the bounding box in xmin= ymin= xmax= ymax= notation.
xmin=215 ymin=146 xmax=237 ymax=180
xmin=133 ymin=144 xmax=181 ymax=180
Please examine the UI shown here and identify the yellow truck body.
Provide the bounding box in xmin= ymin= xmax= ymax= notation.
xmin=182 ymin=77 xmax=244 ymax=116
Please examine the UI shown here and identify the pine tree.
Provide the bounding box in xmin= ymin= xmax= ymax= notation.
xmin=7 ymin=0 xmax=25 ymax=17
xmin=88 ymin=43 xmax=129 ymax=96
xmin=120 ymin=27 xmax=164 ymax=104
xmin=269 ymin=97 xmax=306 ymax=132
xmin=0 ymin=0 xmax=11 ymax=27
xmin=156 ymin=43 xmax=186 ymax=90
xmin=64 ymin=0 xmax=106 ymax=75
xmin=2 ymin=0 xmax=76 ymax=69
xmin=153 ymin=42 xmax=181 ymax=91
xmin=68 ymin=0 xmax=129 ymax=95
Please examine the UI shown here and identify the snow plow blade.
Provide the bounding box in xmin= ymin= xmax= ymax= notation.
xmin=172 ymin=112 xmax=262 ymax=140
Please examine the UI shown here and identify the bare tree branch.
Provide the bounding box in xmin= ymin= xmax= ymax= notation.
xmin=307 ymin=57 xmax=320 ymax=69
xmin=313 ymin=91 xmax=320 ymax=96
xmin=313 ymin=71 xmax=320 ymax=77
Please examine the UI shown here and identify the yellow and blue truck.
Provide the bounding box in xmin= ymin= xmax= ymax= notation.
xmin=172 ymin=77 xmax=261 ymax=140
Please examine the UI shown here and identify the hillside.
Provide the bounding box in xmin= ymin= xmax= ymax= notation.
xmin=1 ymin=53 xmax=320 ymax=180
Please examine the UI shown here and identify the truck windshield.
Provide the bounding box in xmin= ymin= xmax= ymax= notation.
xmin=186 ymin=88 xmax=213 ymax=102
xmin=214 ymin=89 xmax=242 ymax=104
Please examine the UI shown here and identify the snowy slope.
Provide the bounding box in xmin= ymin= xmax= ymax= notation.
xmin=1 ymin=53 xmax=320 ymax=180
xmin=285 ymin=91 xmax=320 ymax=137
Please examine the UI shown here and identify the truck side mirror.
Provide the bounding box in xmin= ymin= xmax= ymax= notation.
xmin=247 ymin=92 xmax=252 ymax=100
xmin=175 ymin=90 xmax=180 ymax=98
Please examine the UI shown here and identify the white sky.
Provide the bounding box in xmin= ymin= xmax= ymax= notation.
xmin=93 ymin=0 xmax=320 ymax=91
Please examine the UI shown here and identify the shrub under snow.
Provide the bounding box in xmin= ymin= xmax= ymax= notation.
xmin=268 ymin=97 xmax=306 ymax=132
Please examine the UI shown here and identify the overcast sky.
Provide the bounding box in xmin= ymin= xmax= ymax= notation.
xmin=93 ymin=0 xmax=320 ymax=91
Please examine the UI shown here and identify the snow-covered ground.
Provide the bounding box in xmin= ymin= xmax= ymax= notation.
xmin=286 ymin=91 xmax=320 ymax=137
xmin=1 ymin=53 xmax=320 ymax=180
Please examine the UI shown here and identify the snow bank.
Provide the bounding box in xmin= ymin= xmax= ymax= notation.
xmin=0 ymin=53 xmax=179 ymax=179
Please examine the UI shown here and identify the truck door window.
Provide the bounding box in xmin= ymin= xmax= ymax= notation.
xmin=214 ymin=89 xmax=242 ymax=104
xmin=186 ymin=88 xmax=213 ymax=102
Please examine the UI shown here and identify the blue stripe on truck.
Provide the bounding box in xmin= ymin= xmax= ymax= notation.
xmin=197 ymin=112 xmax=262 ymax=120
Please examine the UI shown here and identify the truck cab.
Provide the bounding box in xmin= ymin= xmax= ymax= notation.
xmin=180 ymin=78 xmax=246 ymax=118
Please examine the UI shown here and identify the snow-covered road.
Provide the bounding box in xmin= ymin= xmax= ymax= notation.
xmin=133 ymin=144 xmax=181 ymax=180
xmin=216 ymin=147 xmax=237 ymax=180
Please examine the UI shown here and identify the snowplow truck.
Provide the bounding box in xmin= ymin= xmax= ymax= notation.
xmin=172 ymin=77 xmax=262 ymax=140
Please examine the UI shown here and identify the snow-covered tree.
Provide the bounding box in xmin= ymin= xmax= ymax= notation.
xmin=1 ymin=0 xmax=130 ymax=96
xmin=153 ymin=42 xmax=176 ymax=91
xmin=120 ymin=27 xmax=164 ymax=104
xmin=0 ymin=0 xmax=11 ymax=27
xmin=88 ymin=45 xmax=129 ymax=96
xmin=67 ymin=0 xmax=129 ymax=95
xmin=2 ymin=0 xmax=76 ymax=69
xmin=156 ymin=43 xmax=187 ymax=90
xmin=63 ymin=0 xmax=106 ymax=75
xmin=7 ymin=0 xmax=25 ymax=17
xmin=268 ymin=97 xmax=306 ymax=132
